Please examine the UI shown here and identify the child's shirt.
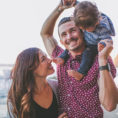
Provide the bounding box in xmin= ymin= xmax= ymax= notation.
xmin=84 ymin=13 xmax=115 ymax=45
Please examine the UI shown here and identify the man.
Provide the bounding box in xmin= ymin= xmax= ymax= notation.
xmin=41 ymin=0 xmax=118 ymax=117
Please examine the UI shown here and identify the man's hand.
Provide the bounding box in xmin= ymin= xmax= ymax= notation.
xmin=98 ymin=39 xmax=113 ymax=61
xmin=59 ymin=0 xmax=76 ymax=11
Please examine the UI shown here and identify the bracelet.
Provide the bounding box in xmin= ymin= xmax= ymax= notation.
xmin=57 ymin=7 xmax=63 ymax=13
xmin=99 ymin=63 xmax=110 ymax=71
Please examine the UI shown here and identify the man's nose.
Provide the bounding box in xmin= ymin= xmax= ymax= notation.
xmin=66 ymin=33 xmax=72 ymax=40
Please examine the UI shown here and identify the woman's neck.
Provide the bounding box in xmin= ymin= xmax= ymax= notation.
xmin=34 ymin=77 xmax=48 ymax=95
xmin=33 ymin=77 xmax=53 ymax=109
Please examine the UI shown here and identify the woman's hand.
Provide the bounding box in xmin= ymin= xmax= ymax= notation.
xmin=58 ymin=112 xmax=68 ymax=118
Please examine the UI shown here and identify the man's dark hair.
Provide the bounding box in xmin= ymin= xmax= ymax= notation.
xmin=58 ymin=17 xmax=72 ymax=27
xmin=58 ymin=17 xmax=72 ymax=38
xmin=58 ymin=16 xmax=83 ymax=38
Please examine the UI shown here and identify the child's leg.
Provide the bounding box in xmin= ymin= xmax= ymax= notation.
xmin=59 ymin=49 xmax=69 ymax=63
xmin=67 ymin=45 xmax=98 ymax=80
xmin=53 ymin=49 xmax=69 ymax=65
xmin=78 ymin=45 xmax=98 ymax=75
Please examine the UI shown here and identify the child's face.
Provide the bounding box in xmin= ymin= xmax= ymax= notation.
xmin=79 ymin=26 xmax=96 ymax=32
xmin=79 ymin=21 xmax=99 ymax=32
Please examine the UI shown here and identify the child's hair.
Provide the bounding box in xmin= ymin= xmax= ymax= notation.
xmin=74 ymin=1 xmax=100 ymax=29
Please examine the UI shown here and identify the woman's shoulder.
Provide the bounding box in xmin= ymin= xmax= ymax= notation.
xmin=47 ymin=78 xmax=58 ymax=96
xmin=47 ymin=78 xmax=58 ymax=88
xmin=7 ymin=101 xmax=15 ymax=118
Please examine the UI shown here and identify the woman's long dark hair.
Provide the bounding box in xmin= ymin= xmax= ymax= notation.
xmin=7 ymin=47 xmax=40 ymax=118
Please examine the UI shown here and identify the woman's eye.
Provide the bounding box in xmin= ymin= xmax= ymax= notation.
xmin=41 ymin=57 xmax=45 ymax=62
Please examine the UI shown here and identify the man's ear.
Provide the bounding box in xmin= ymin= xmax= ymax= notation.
xmin=96 ymin=17 xmax=101 ymax=25
xmin=60 ymin=39 xmax=63 ymax=45
xmin=96 ymin=21 xmax=99 ymax=25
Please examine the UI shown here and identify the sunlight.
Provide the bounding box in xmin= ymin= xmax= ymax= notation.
xmin=0 ymin=0 xmax=118 ymax=64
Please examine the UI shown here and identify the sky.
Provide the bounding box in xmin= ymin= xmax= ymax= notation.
xmin=0 ymin=0 xmax=118 ymax=64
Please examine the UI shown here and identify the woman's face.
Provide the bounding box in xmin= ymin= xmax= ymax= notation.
xmin=33 ymin=50 xmax=54 ymax=78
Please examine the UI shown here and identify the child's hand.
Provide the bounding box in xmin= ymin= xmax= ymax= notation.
xmin=98 ymin=41 xmax=106 ymax=52
xmin=52 ymin=57 xmax=64 ymax=65
xmin=58 ymin=112 xmax=68 ymax=118
xmin=67 ymin=70 xmax=84 ymax=80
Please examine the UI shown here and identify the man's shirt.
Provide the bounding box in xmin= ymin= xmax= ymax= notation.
xmin=52 ymin=45 xmax=116 ymax=118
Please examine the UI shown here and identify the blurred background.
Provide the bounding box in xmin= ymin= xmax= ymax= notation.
xmin=0 ymin=0 xmax=118 ymax=117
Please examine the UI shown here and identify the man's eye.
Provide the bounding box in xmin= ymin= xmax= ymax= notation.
xmin=62 ymin=33 xmax=66 ymax=37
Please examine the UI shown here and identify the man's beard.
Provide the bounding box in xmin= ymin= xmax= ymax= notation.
xmin=68 ymin=37 xmax=81 ymax=51
xmin=70 ymin=45 xmax=81 ymax=51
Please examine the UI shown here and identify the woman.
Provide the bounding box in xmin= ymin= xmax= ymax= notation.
xmin=7 ymin=47 xmax=67 ymax=118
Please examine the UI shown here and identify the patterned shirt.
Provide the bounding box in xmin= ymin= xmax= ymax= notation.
xmin=52 ymin=45 xmax=116 ymax=118
xmin=84 ymin=13 xmax=115 ymax=45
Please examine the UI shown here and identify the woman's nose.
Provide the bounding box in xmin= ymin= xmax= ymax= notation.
xmin=47 ymin=58 xmax=52 ymax=63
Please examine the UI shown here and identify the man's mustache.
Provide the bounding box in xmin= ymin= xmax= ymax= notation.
xmin=71 ymin=38 xmax=78 ymax=41
xmin=66 ymin=37 xmax=78 ymax=44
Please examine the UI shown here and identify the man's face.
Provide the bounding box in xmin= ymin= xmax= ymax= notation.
xmin=59 ymin=20 xmax=84 ymax=51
